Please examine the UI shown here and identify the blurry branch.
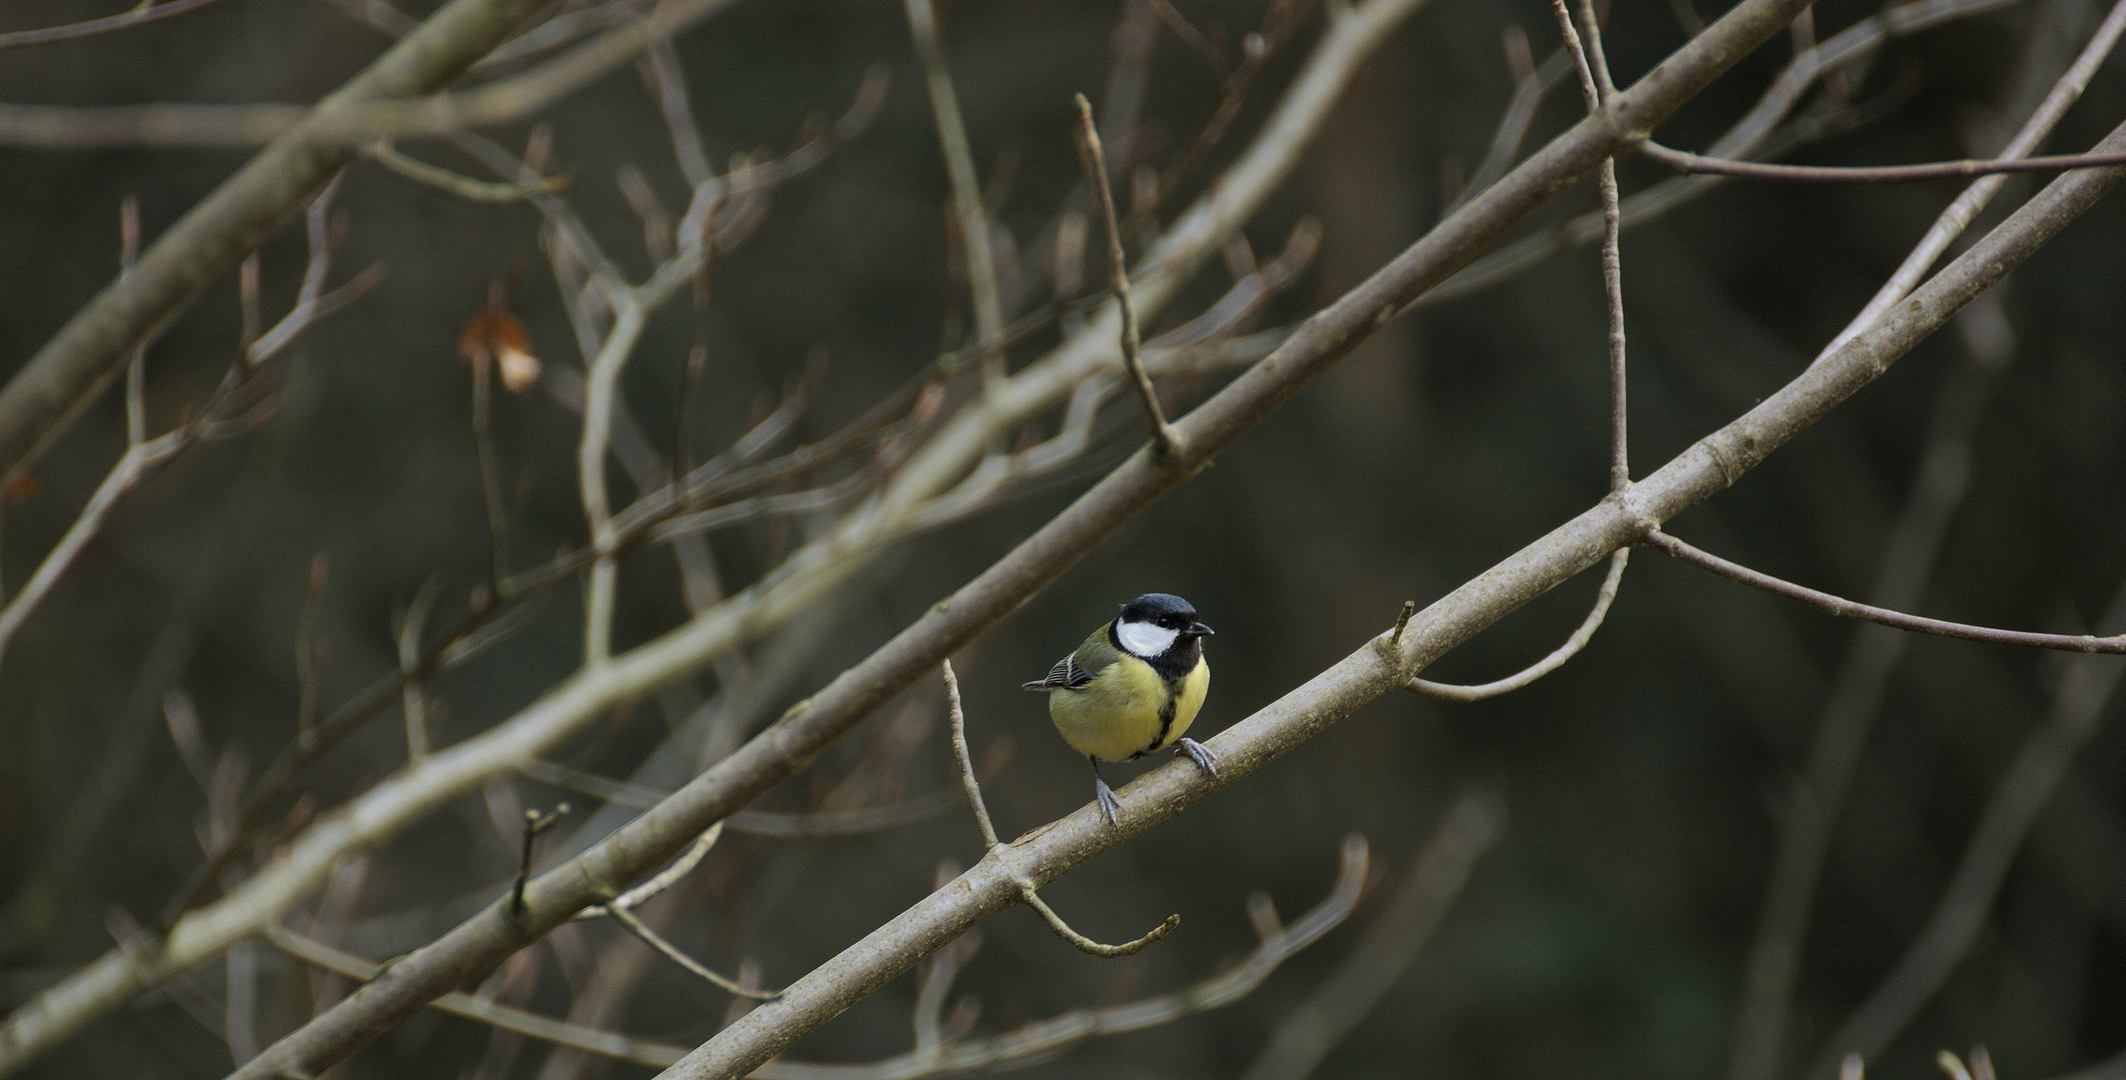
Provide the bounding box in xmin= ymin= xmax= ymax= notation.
xmin=1453 ymin=43 xmax=1573 ymax=211
xmin=264 ymin=922 xmax=695 ymax=1068
xmin=365 ymin=141 xmax=566 ymax=202
xmin=944 ymin=661 xmax=1176 ymax=958
xmin=602 ymin=905 xmax=773 ymax=1001
xmin=1724 ymin=291 xmax=2018 ymax=1080
xmin=0 ymin=0 xmax=1796 ymax=1072
xmin=1239 ymin=792 xmax=1504 ymax=1080
xmin=519 ymin=758 xmax=968 ymax=838
xmin=0 ymin=0 xmax=747 ymax=148
xmin=1147 ymin=0 xmax=1328 ymax=222
xmin=1817 ymin=0 xmax=2126 ymax=358
xmin=1075 ymin=94 xmax=1180 ymax=460
xmin=1725 ymin=5 xmax=2116 ymax=1070
xmin=904 ymin=0 xmax=1005 ymax=385
xmin=0 ymin=182 xmax=377 ymax=668
xmin=0 ymin=0 xmax=229 ymax=52
xmin=1804 ymin=576 xmax=2126 ymax=1079
xmin=1410 ymin=0 xmax=1629 ymax=704
xmin=665 ymin=83 xmax=2126 ymax=1080
xmin=1418 ymin=0 xmax=2030 ymax=310
xmin=1644 ymin=531 xmax=2126 ymax=654
xmin=0 ymin=0 xmax=552 ymax=487
xmin=264 ymin=836 xmax=1368 ymax=1079
xmin=1640 ymin=141 xmax=2126 ymax=182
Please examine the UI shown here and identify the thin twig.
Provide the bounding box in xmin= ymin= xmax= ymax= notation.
xmin=1570 ymin=0 xmax=1630 ymax=491
xmin=1021 ymin=892 xmax=1179 ymax=958
xmin=1453 ymin=46 xmax=1573 ymax=211
xmin=1409 ymin=548 xmax=1628 ymax=700
xmin=0 ymin=0 xmax=1741 ymax=1067
xmin=397 ymin=574 xmax=443 ymax=762
xmin=294 ymin=554 xmax=328 ymax=741
xmin=940 ymin=660 xmax=999 ymax=851
xmin=1423 ymin=0 xmax=2030 ymax=311
xmin=1804 ymin=576 xmax=2126 ymax=1079
xmin=643 ymin=39 xmax=713 ymax=190
xmin=120 ymin=196 xmax=145 ymax=448
xmin=601 ymin=902 xmax=779 ymax=1000
xmin=1641 ymin=140 xmax=2126 ymax=182
xmin=1725 ymin=274 xmax=2022 ymax=1080
xmin=0 ymin=0 xmax=230 ymax=52
xmin=512 ymin=804 xmax=570 ymax=918
xmin=1814 ymin=0 xmax=2126 ymax=359
xmin=1645 ymin=530 xmax=2126 ymax=654
xmin=366 ymin=140 xmax=565 ymax=202
xmin=1240 ymin=793 xmax=1503 ymax=1080
xmin=265 ymin=835 xmax=1368 ymax=1078
xmin=1073 ymin=94 xmax=1181 ymax=460
xmin=905 ymin=0 xmax=1006 ymax=386
xmin=520 ymin=758 xmax=970 ymax=837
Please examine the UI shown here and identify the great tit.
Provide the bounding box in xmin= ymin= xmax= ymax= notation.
xmin=1022 ymin=592 xmax=1217 ymax=824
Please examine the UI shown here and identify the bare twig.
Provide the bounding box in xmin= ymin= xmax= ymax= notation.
xmin=1408 ymin=548 xmax=1628 ymax=700
xmin=1239 ymin=792 xmax=1503 ymax=1080
xmin=266 ymin=835 xmax=1369 ymax=1078
xmin=366 ymin=141 xmax=566 ymax=201
xmin=0 ymin=0 xmax=555 ymax=486
xmin=520 ymin=759 xmax=966 ymax=837
xmin=940 ymin=660 xmax=999 ymax=851
xmin=1815 ymin=0 xmax=2126 ymax=358
xmin=1641 ymin=140 xmax=2126 ymax=183
xmin=1073 ymin=94 xmax=1181 ymax=460
xmin=397 ymin=574 xmax=444 ymax=762
xmin=643 ymin=39 xmax=713 ymax=190
xmin=1568 ymin=0 xmax=1629 ymax=491
xmin=601 ymin=903 xmax=778 ymax=1001
xmin=662 ymin=79 xmax=2126 ymax=1080
xmin=0 ymin=0 xmax=230 ymax=52
xmin=905 ymin=0 xmax=1006 ymax=385
xmin=0 ymin=0 xmax=1774 ymax=1068
xmin=1804 ymin=577 xmax=2126 ymax=1079
xmin=1454 ymin=46 xmax=1574 ymax=211
xmin=294 ymin=555 xmax=328 ymax=741
xmin=513 ymin=804 xmax=570 ymax=918
xmin=119 ymin=197 xmax=146 ymax=447
xmin=1644 ymin=531 xmax=2126 ymax=654
xmin=0 ymin=0 xmax=749 ymax=149
xmin=1422 ymin=0 xmax=2032 ymax=310
xmin=1408 ymin=1 xmax=1630 ymax=703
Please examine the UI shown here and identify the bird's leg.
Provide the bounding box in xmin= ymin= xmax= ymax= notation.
xmin=1089 ymin=757 xmax=1121 ymax=825
xmin=1176 ymin=738 xmax=1220 ymax=778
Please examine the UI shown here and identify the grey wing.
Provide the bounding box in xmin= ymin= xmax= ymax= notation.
xmin=1022 ymin=654 xmax=1095 ymax=691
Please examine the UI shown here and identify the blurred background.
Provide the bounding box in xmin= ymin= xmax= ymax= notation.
xmin=3 ymin=0 xmax=2126 ymax=1077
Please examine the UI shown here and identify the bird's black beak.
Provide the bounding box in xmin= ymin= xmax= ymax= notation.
xmin=1189 ymin=622 xmax=1214 ymax=637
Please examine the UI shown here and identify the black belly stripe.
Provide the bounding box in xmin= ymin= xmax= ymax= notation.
xmin=1133 ymin=683 xmax=1181 ymax=758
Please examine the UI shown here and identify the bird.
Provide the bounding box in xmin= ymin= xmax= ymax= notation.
xmin=1022 ymin=592 xmax=1218 ymax=825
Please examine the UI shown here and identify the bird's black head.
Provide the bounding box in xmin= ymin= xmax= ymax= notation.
xmin=1113 ymin=593 xmax=1214 ymax=666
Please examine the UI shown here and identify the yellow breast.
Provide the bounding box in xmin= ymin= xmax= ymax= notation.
xmin=1048 ymin=655 xmax=1209 ymax=762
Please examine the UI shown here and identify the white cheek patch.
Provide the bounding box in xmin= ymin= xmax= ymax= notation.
xmin=1116 ymin=620 xmax=1179 ymax=658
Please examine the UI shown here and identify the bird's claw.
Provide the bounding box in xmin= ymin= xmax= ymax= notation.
xmin=1094 ymin=777 xmax=1122 ymax=826
xmin=1177 ymin=738 xmax=1220 ymax=778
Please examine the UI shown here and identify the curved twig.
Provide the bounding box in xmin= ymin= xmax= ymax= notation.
xmin=1408 ymin=548 xmax=1628 ymax=701
xmin=1644 ymin=530 xmax=2126 ymax=654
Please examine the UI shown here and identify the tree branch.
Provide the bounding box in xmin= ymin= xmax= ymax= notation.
xmin=0 ymin=0 xmax=551 ymax=485
xmin=658 ymin=90 xmax=2126 ymax=1080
